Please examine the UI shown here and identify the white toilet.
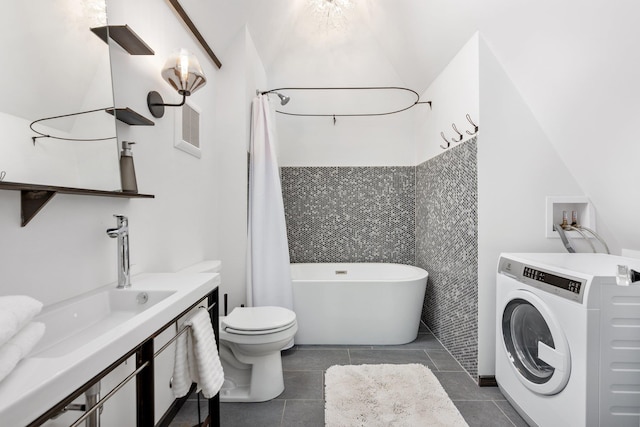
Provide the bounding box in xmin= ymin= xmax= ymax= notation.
xmin=219 ymin=306 xmax=297 ymax=402
xmin=178 ymin=261 xmax=297 ymax=402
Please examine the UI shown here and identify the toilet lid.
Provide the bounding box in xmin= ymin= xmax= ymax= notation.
xmin=222 ymin=306 xmax=296 ymax=333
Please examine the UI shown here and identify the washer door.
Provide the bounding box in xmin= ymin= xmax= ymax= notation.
xmin=501 ymin=290 xmax=571 ymax=395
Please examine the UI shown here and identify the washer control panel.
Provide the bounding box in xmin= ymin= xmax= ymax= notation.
xmin=499 ymin=257 xmax=587 ymax=303
xmin=522 ymin=266 xmax=583 ymax=294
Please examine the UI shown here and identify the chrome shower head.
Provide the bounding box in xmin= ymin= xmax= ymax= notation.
xmin=276 ymin=92 xmax=290 ymax=106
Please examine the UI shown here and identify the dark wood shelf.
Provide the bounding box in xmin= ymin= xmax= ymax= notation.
xmin=0 ymin=181 xmax=154 ymax=227
xmin=91 ymin=25 xmax=155 ymax=55
xmin=106 ymin=108 xmax=154 ymax=126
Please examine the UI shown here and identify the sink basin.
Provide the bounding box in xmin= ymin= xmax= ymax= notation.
xmin=0 ymin=272 xmax=219 ymax=427
xmin=32 ymin=288 xmax=176 ymax=358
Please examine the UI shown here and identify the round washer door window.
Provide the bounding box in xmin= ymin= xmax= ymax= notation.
xmin=501 ymin=290 xmax=571 ymax=395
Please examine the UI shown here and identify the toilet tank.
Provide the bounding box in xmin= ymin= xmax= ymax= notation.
xmin=178 ymin=260 xmax=222 ymax=274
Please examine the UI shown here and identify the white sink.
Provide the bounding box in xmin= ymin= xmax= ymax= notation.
xmin=32 ymin=288 xmax=176 ymax=358
xmin=0 ymin=272 xmax=219 ymax=427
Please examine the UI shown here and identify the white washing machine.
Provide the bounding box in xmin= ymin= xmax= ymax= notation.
xmin=495 ymin=253 xmax=640 ymax=427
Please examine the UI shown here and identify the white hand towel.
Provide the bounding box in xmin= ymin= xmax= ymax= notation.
xmin=0 ymin=322 xmax=45 ymax=382
xmin=172 ymin=327 xmax=192 ymax=398
xmin=0 ymin=296 xmax=43 ymax=347
xmin=185 ymin=309 xmax=224 ymax=398
xmin=172 ymin=309 xmax=224 ymax=399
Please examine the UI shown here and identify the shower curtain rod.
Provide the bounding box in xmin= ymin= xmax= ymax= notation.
xmin=259 ymin=86 xmax=432 ymax=118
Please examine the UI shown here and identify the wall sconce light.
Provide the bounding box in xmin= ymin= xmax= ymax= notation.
xmin=147 ymin=48 xmax=206 ymax=118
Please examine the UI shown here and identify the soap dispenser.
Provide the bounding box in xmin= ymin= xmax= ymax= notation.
xmin=119 ymin=141 xmax=138 ymax=193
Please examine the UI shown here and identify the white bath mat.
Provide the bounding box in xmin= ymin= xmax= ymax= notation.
xmin=325 ymin=364 xmax=468 ymax=427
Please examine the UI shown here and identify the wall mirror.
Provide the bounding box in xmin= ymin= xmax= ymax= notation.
xmin=0 ymin=0 xmax=121 ymax=191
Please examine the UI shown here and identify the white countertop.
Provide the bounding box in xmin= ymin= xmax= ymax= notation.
xmin=0 ymin=272 xmax=219 ymax=427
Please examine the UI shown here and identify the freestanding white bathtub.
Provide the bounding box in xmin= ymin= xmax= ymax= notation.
xmin=291 ymin=263 xmax=428 ymax=345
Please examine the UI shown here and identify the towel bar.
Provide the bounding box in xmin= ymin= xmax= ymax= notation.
xmin=202 ymin=302 xmax=216 ymax=312
xmin=155 ymin=301 xmax=216 ymax=357
xmin=69 ymin=361 xmax=150 ymax=427
xmin=68 ymin=301 xmax=218 ymax=427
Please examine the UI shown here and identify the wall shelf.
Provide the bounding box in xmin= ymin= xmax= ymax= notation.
xmin=90 ymin=25 xmax=155 ymax=126
xmin=90 ymin=25 xmax=155 ymax=55
xmin=0 ymin=181 xmax=154 ymax=227
xmin=106 ymin=107 xmax=154 ymax=126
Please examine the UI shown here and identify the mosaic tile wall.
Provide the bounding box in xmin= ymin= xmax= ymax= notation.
xmin=415 ymin=137 xmax=479 ymax=378
xmin=281 ymin=167 xmax=415 ymax=264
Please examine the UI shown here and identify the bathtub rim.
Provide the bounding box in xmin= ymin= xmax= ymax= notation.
xmin=290 ymin=262 xmax=428 ymax=283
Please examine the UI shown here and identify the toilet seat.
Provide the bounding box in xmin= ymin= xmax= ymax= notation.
xmin=224 ymin=322 xmax=296 ymax=335
xmin=222 ymin=306 xmax=296 ymax=335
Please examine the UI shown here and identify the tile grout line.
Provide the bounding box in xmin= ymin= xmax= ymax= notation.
xmin=280 ymin=399 xmax=287 ymax=427
xmin=422 ymin=349 xmax=438 ymax=371
xmin=422 ymin=322 xmax=477 ymax=384
xmin=491 ymin=400 xmax=518 ymax=427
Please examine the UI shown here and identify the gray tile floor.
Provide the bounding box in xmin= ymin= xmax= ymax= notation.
xmin=170 ymin=324 xmax=528 ymax=427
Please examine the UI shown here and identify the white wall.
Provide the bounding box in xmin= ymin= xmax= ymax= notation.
xmin=267 ymin=31 xmax=479 ymax=167
xmin=415 ymin=33 xmax=480 ymax=164
xmin=277 ymin=112 xmax=416 ymax=166
xmin=0 ymin=112 xmax=82 ymax=187
xmin=97 ymin=0 xmax=221 ymax=275
xmin=0 ymin=1 xmax=119 ymax=190
xmin=269 ymin=6 xmax=416 ymax=167
xmin=0 ymin=57 xmax=118 ymax=190
xmin=214 ymin=26 xmax=268 ymax=312
xmin=476 ymin=0 xmax=640 ymax=253
xmin=476 ymin=36 xmax=620 ymax=375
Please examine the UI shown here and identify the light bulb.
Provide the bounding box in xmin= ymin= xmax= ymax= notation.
xmin=179 ymin=50 xmax=189 ymax=85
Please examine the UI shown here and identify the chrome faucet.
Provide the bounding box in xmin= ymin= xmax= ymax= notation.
xmin=106 ymin=215 xmax=131 ymax=289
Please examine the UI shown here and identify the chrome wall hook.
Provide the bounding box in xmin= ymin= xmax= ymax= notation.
xmin=440 ymin=132 xmax=451 ymax=149
xmin=440 ymin=115 xmax=479 ymax=150
xmin=451 ymin=123 xmax=463 ymax=142
xmin=465 ymin=114 xmax=479 ymax=135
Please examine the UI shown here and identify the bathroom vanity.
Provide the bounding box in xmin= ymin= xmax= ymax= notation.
xmin=0 ymin=273 xmax=220 ymax=427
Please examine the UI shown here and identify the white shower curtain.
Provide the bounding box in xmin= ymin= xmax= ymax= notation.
xmin=246 ymin=94 xmax=293 ymax=309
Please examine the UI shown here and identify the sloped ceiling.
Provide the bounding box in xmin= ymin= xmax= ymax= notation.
xmin=184 ymin=0 xmax=640 ymax=252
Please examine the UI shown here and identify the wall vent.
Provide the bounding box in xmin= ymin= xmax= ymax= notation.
xmin=174 ymin=100 xmax=201 ymax=158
